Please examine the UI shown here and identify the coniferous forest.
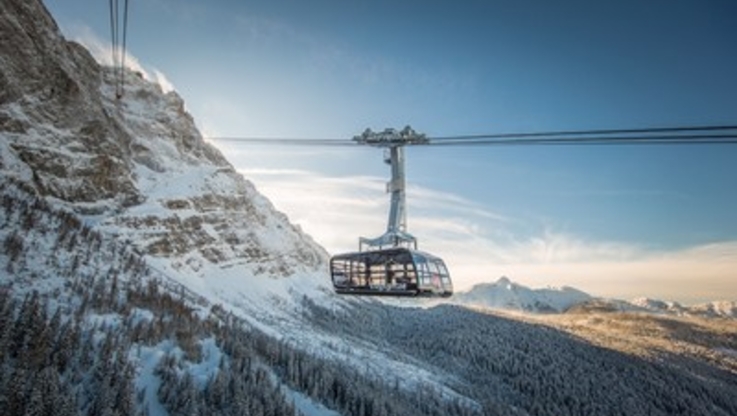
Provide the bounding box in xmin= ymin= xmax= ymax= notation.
xmin=0 ymin=261 xmax=477 ymax=416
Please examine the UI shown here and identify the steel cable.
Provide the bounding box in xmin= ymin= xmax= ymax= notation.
xmin=208 ymin=125 xmax=737 ymax=147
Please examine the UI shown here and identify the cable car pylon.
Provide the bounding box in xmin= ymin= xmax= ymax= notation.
xmin=354 ymin=126 xmax=426 ymax=251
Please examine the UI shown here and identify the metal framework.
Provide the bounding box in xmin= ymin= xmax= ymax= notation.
xmin=353 ymin=126 xmax=428 ymax=251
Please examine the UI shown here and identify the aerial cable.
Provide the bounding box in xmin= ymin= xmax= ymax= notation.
xmin=108 ymin=0 xmax=130 ymax=99
xmin=212 ymin=137 xmax=354 ymax=146
xmin=430 ymin=124 xmax=737 ymax=141
xmin=426 ymin=125 xmax=737 ymax=146
xmin=207 ymin=124 xmax=737 ymax=147
xmin=426 ymin=133 xmax=737 ymax=146
xmin=109 ymin=0 xmax=118 ymax=91
xmin=121 ymin=0 xmax=129 ymax=99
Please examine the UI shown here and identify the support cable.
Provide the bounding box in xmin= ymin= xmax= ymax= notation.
xmin=426 ymin=133 xmax=737 ymax=146
xmin=430 ymin=124 xmax=737 ymax=141
xmin=208 ymin=125 xmax=737 ymax=147
xmin=109 ymin=0 xmax=118 ymax=93
xmin=120 ymin=0 xmax=129 ymax=99
xmin=109 ymin=0 xmax=130 ymax=99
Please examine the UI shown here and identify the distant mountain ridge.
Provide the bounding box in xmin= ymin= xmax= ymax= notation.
xmin=454 ymin=277 xmax=737 ymax=319
xmin=452 ymin=276 xmax=593 ymax=313
xmin=628 ymin=297 xmax=737 ymax=319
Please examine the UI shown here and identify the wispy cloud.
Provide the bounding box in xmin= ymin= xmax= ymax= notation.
xmin=409 ymin=186 xmax=509 ymax=223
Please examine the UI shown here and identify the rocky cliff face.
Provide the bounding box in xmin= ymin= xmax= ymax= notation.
xmin=0 ymin=0 xmax=327 ymax=285
xmin=1 ymin=0 xmax=138 ymax=205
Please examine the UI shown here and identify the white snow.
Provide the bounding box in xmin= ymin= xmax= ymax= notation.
xmin=130 ymin=341 xmax=177 ymax=416
xmin=282 ymin=387 xmax=342 ymax=416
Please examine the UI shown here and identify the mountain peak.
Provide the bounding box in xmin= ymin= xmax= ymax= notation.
xmin=496 ymin=276 xmax=512 ymax=287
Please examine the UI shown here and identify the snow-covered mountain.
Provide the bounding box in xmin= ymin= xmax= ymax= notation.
xmin=454 ymin=277 xmax=737 ymax=319
xmin=3 ymin=1 xmax=737 ymax=415
xmin=1 ymin=0 xmax=329 ymax=310
xmin=557 ymin=295 xmax=737 ymax=319
xmin=453 ymin=276 xmax=593 ymax=313
xmin=629 ymin=297 xmax=737 ymax=319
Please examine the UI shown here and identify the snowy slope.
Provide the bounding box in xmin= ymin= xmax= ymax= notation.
xmin=453 ymin=276 xmax=593 ymax=312
xmin=92 ymin=66 xmax=334 ymax=310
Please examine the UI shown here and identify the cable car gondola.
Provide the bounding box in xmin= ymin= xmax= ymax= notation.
xmin=329 ymin=127 xmax=453 ymax=297
xmin=331 ymin=247 xmax=452 ymax=297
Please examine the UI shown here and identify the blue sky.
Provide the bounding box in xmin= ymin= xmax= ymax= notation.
xmin=46 ymin=0 xmax=737 ymax=303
